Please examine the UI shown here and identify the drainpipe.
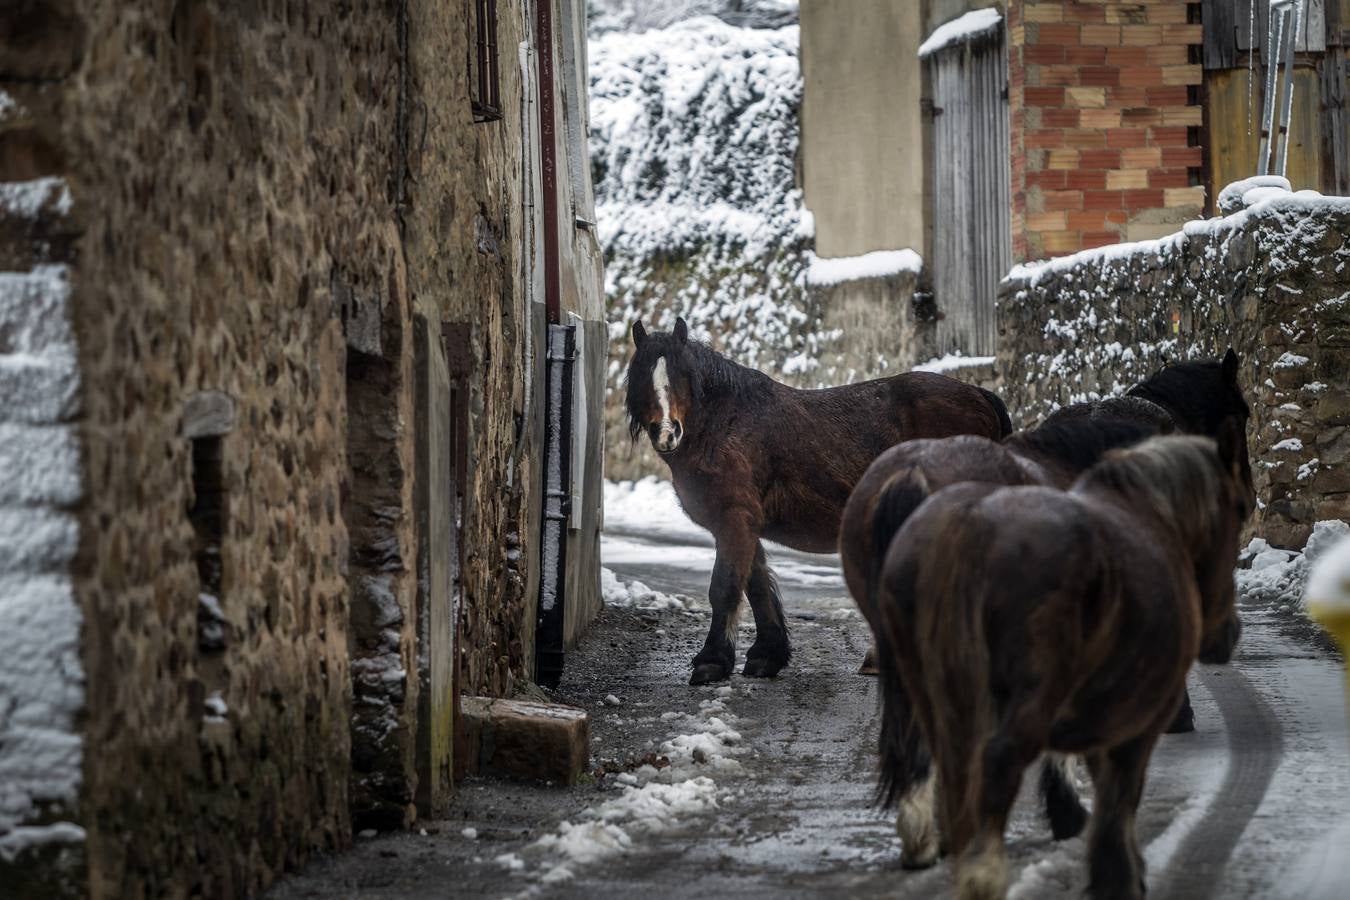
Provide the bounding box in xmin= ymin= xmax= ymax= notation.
xmin=534 ymin=0 xmax=572 ymax=688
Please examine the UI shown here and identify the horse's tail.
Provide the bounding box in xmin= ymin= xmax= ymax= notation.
xmin=979 ymin=386 xmax=1014 ymax=439
xmin=870 ymin=466 xmax=932 ymax=810
xmin=875 ymin=620 xmax=931 ymax=810
xmin=1039 ymin=753 xmax=1089 ymax=840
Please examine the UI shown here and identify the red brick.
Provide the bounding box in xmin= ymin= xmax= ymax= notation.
xmin=1149 ymin=126 xmax=1191 ymax=146
xmin=1040 ymin=65 xmax=1081 ymax=86
xmin=1065 ymin=4 xmax=1106 ymax=23
xmin=1027 ymin=129 xmax=1065 ymax=149
xmin=1147 ymin=86 xmax=1190 ymax=106
xmin=1108 ymin=86 xmax=1150 ymax=106
xmin=1042 ymin=107 xmax=1080 ymax=128
xmin=1122 ymin=107 xmax=1164 ymax=126
xmin=1067 ymin=168 xmax=1107 ymax=190
xmin=1065 ymin=45 xmax=1108 ymax=65
xmin=1081 ymin=231 xmax=1122 ymax=249
xmin=1037 ymin=24 xmax=1082 ymax=45
xmin=1080 ymin=66 xmax=1120 ymax=87
xmin=1147 ymin=5 xmax=1190 ymax=26
xmin=1149 ymin=168 xmax=1192 ymax=188
xmin=1120 ymin=66 xmax=1166 ymax=88
xmin=1104 ymin=210 xmax=1128 ymax=225
xmin=1161 ymin=145 xmax=1203 ymax=167
xmin=1105 ymin=46 xmax=1148 ymax=67
xmin=1106 ymin=128 xmax=1150 ymax=148
xmin=1084 ymin=189 xmax=1124 ymax=209
xmin=1026 ymin=86 xmax=1067 ymax=106
xmin=1025 ymin=44 xmax=1066 ymax=64
xmin=1067 ymin=210 xmax=1108 ymax=231
xmin=1163 ymin=24 xmax=1203 ymax=45
xmin=1044 ymin=190 xmax=1085 ymax=211
xmin=1146 ymin=45 xmax=1190 ymax=66
xmin=1124 ymin=188 xmax=1166 ymax=210
xmin=1027 ymin=170 xmax=1068 ymax=189
xmin=1065 ymin=128 xmax=1108 ymax=149
xmin=1081 ymin=24 xmax=1122 ymax=46
xmin=1079 ymin=148 xmax=1122 ymax=169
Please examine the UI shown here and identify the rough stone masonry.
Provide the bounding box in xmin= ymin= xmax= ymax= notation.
xmin=999 ymin=184 xmax=1350 ymax=548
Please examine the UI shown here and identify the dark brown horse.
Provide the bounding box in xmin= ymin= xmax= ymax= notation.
xmin=624 ymin=317 xmax=1012 ymax=684
xmin=842 ymin=351 xmax=1252 ymax=726
xmin=873 ymin=432 xmax=1250 ymax=898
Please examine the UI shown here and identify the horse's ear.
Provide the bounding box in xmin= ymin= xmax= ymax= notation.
xmin=673 ymin=316 xmax=688 ymax=346
xmin=632 ymin=320 xmax=647 ymax=347
xmin=1222 ymin=348 xmax=1240 ymax=386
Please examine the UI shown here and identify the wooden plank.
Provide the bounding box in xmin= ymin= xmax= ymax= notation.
xmin=1204 ymin=0 xmax=1239 ymax=69
xmin=1320 ymin=47 xmax=1348 ymax=192
xmin=1205 ymin=66 xmax=1325 ymax=196
xmin=1300 ymin=0 xmax=1327 ymax=52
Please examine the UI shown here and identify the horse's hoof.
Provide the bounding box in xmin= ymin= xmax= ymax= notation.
xmin=690 ymin=663 xmax=730 ymax=685
xmin=742 ymin=656 xmax=786 ymax=678
xmin=1165 ymin=706 xmax=1195 ymax=734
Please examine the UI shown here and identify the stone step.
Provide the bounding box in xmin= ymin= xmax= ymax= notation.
xmin=457 ymin=697 xmax=590 ymax=786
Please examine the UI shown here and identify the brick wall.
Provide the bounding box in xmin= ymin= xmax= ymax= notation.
xmin=1010 ymin=0 xmax=1206 ymax=259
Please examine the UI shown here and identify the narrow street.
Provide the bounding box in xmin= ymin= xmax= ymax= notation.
xmin=270 ymin=521 xmax=1350 ymax=900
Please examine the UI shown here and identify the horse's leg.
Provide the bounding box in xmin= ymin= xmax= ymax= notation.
xmin=1085 ymin=735 xmax=1156 ymax=900
xmin=1040 ymin=752 xmax=1089 ymax=840
xmin=690 ymin=511 xmax=759 ymax=685
xmin=953 ymin=726 xmax=1038 ymax=900
xmin=743 ymin=542 xmax=791 ymax=677
xmin=1165 ymin=685 xmax=1195 ymax=734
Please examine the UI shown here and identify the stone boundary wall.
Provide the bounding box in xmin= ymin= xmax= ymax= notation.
xmin=998 ymin=187 xmax=1350 ymax=548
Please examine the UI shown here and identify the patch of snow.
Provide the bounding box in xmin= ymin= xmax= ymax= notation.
xmin=1271 ymin=438 xmax=1304 ymax=452
xmin=461 ymin=826 xmax=478 ymax=840
xmin=601 ymin=566 xmax=692 ymax=611
xmin=604 ymin=477 xmax=705 ymax=543
xmin=0 ymin=177 xmax=73 ymax=220
xmin=1216 ymin=176 xmax=1291 ymax=214
xmin=912 ymin=353 xmax=996 ymax=374
xmin=204 ymin=691 xmax=228 ymax=724
xmin=804 ymin=249 xmax=922 ymax=286
xmin=1274 ymin=351 xmax=1310 ymax=369
xmin=495 ymin=852 xmax=526 ymax=872
xmin=919 ymin=8 xmax=1003 ymax=58
xmin=1238 ymin=521 xmax=1350 ymax=614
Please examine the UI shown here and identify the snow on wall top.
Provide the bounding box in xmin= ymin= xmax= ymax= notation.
xmin=0 ymin=173 xmax=86 ymax=861
xmin=805 ymin=249 xmax=922 ymax=287
xmin=918 ymin=8 xmax=1002 ymax=58
xmin=1004 ymin=185 xmax=1350 ymax=291
xmin=588 ymin=15 xmax=805 ymax=261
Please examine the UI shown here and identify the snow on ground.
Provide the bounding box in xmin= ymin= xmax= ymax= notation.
xmin=601 ymin=566 xmax=691 ymax=611
xmin=918 ymin=7 xmax=1003 ymax=58
xmin=1237 ymin=520 xmax=1350 ymax=615
xmin=603 ymin=477 xmax=705 ymax=543
xmin=512 ymin=685 xmax=751 ymax=888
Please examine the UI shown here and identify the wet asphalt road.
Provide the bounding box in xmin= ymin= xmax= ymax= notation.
xmin=270 ymin=530 xmax=1350 ymax=900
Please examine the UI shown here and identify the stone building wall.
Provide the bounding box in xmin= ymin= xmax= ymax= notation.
xmin=1 ymin=0 xmax=570 ymax=895
xmin=998 ymin=186 xmax=1350 ymax=548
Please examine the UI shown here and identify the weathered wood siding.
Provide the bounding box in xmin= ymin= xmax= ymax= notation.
xmin=928 ymin=27 xmax=1010 ymax=357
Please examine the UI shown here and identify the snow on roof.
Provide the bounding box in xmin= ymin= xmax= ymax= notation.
xmin=805 ymin=249 xmax=922 ymax=287
xmin=918 ymin=8 xmax=1003 ymax=58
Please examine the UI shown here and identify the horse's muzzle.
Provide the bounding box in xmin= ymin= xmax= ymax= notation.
xmin=652 ymin=420 xmax=682 ymax=454
xmin=1198 ymin=615 xmax=1241 ymax=665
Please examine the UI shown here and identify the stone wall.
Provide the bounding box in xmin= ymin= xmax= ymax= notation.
xmin=999 ymin=187 xmax=1350 ymax=548
xmin=0 ymin=0 xmax=570 ymax=895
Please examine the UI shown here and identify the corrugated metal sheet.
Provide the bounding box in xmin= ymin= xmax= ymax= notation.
xmin=928 ymin=27 xmax=1010 ymax=357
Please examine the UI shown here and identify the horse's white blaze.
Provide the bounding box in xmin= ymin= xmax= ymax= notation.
xmin=652 ymin=356 xmax=680 ymax=451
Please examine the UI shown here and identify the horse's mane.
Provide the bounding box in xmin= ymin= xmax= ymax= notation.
xmin=1126 ymin=360 xmax=1245 ymax=433
xmin=1077 ymin=435 xmax=1225 ymax=549
xmin=624 ymin=333 xmax=773 ymax=441
xmin=1005 ymin=397 xmax=1174 ymax=472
